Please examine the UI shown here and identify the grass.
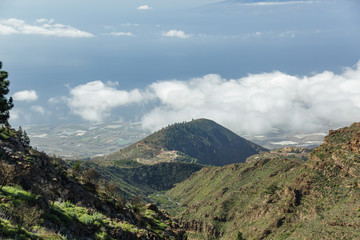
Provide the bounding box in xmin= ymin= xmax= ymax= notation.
xmin=52 ymin=201 xmax=104 ymax=226
xmin=0 ymin=219 xmax=37 ymax=240
xmin=1 ymin=185 xmax=36 ymax=202
xmin=0 ymin=186 xmax=43 ymax=239
xmin=0 ymin=185 xmax=151 ymax=239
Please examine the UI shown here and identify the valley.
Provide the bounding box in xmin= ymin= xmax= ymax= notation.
xmin=1 ymin=118 xmax=360 ymax=239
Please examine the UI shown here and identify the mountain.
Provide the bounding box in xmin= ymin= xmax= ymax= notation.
xmin=101 ymin=118 xmax=267 ymax=166
xmin=164 ymin=122 xmax=360 ymax=239
xmin=0 ymin=126 xmax=186 ymax=239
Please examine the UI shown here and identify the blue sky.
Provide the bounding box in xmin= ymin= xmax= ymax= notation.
xmin=1 ymin=0 xmax=360 ymax=135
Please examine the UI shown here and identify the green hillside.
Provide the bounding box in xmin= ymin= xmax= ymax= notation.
xmin=0 ymin=126 xmax=186 ymax=239
xmin=165 ymin=122 xmax=360 ymax=239
xmin=101 ymin=118 xmax=267 ymax=166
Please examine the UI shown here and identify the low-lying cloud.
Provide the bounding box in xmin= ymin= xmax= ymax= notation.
xmin=0 ymin=18 xmax=93 ymax=38
xmin=67 ymin=81 xmax=145 ymax=121
xmin=66 ymin=61 xmax=360 ymax=135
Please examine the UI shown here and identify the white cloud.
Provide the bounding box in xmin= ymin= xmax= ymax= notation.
xmin=48 ymin=96 xmax=68 ymax=104
xmin=36 ymin=18 xmax=54 ymax=24
xmin=64 ymin=61 xmax=360 ymax=135
xmin=67 ymin=81 xmax=146 ymax=121
xmin=240 ymin=1 xmax=318 ymax=6
xmin=120 ymin=23 xmax=139 ymax=27
xmin=31 ymin=105 xmax=46 ymax=114
xmin=279 ymin=31 xmax=296 ymax=38
xmin=140 ymin=61 xmax=360 ymax=134
xmin=107 ymin=32 xmax=135 ymax=37
xmin=162 ymin=30 xmax=191 ymax=39
xmin=137 ymin=5 xmax=152 ymax=10
xmin=0 ymin=18 xmax=93 ymax=38
xmin=13 ymin=90 xmax=38 ymax=102
xmin=242 ymin=31 xmax=264 ymax=39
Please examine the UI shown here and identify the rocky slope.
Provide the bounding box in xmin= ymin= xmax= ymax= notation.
xmin=0 ymin=126 xmax=186 ymax=239
xmin=166 ymin=122 xmax=360 ymax=239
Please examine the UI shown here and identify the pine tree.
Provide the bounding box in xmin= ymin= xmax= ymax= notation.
xmin=22 ymin=130 xmax=30 ymax=147
xmin=18 ymin=126 xmax=30 ymax=147
xmin=0 ymin=62 xmax=14 ymax=124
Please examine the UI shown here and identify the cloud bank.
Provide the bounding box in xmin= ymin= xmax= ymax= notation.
xmin=13 ymin=90 xmax=38 ymax=102
xmin=0 ymin=18 xmax=93 ymax=38
xmin=67 ymin=81 xmax=145 ymax=121
xmin=66 ymin=61 xmax=360 ymax=135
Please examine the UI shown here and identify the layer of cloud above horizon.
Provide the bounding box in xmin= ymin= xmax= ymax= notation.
xmin=64 ymin=61 xmax=360 ymax=135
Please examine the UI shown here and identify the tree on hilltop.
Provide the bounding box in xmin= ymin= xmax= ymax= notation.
xmin=0 ymin=61 xmax=14 ymax=124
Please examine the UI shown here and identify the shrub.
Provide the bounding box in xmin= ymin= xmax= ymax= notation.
xmin=0 ymin=163 xmax=16 ymax=188
xmin=234 ymin=231 xmax=246 ymax=240
xmin=79 ymin=212 xmax=103 ymax=225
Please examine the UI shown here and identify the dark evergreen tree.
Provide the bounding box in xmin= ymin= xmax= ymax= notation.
xmin=18 ymin=126 xmax=30 ymax=147
xmin=22 ymin=130 xmax=30 ymax=147
xmin=0 ymin=62 xmax=14 ymax=124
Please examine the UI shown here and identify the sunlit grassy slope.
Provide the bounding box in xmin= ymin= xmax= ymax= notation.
xmin=166 ymin=123 xmax=360 ymax=239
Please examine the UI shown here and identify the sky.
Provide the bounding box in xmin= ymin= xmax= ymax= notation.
xmin=1 ymin=0 xmax=360 ymax=136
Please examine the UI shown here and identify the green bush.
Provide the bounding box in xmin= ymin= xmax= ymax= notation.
xmin=79 ymin=212 xmax=103 ymax=225
xmin=234 ymin=231 xmax=245 ymax=240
